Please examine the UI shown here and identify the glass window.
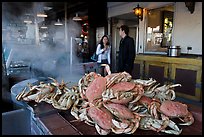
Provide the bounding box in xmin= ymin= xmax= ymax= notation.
xmin=145 ymin=4 xmax=174 ymax=53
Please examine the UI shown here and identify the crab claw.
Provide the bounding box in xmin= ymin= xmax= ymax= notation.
xmin=95 ymin=124 xmax=110 ymax=135
xmin=101 ymin=64 xmax=111 ymax=75
xmin=133 ymin=78 xmax=157 ymax=87
xmin=179 ymin=112 xmax=194 ymax=126
xmin=169 ymin=84 xmax=181 ymax=88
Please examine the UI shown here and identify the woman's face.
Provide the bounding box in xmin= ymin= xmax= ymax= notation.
xmin=103 ymin=37 xmax=109 ymax=44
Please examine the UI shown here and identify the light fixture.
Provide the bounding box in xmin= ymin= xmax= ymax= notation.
xmin=133 ymin=4 xmax=144 ymax=21
xmin=80 ymin=34 xmax=84 ymax=37
xmin=24 ymin=20 xmax=32 ymax=24
xmin=37 ymin=5 xmax=48 ymax=17
xmin=133 ymin=4 xmax=144 ymax=55
xmin=40 ymin=24 xmax=48 ymax=29
xmin=185 ymin=2 xmax=195 ymax=14
xmin=37 ymin=13 xmax=48 ymax=17
xmin=54 ymin=19 xmax=63 ymax=26
xmin=43 ymin=6 xmax=52 ymax=11
xmin=72 ymin=13 xmax=82 ymax=21
xmin=23 ymin=15 xmax=32 ymax=24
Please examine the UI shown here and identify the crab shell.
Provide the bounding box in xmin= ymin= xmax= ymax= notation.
xmin=110 ymin=93 xmax=133 ymax=104
xmin=88 ymin=106 xmax=113 ymax=130
xmin=85 ymin=77 xmax=106 ymax=102
xmin=159 ymin=100 xmax=189 ymax=117
xmin=105 ymin=72 xmax=132 ymax=88
xmin=105 ymin=72 xmax=130 ymax=82
xmin=110 ymin=81 xmax=135 ymax=92
xmin=109 ymin=82 xmax=143 ymax=104
xmin=108 ymin=81 xmax=136 ymax=104
xmin=104 ymin=103 xmax=134 ymax=119
xmin=138 ymin=96 xmax=153 ymax=106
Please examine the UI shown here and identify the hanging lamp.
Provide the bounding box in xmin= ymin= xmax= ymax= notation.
xmin=54 ymin=19 xmax=63 ymax=26
xmin=73 ymin=13 xmax=82 ymax=21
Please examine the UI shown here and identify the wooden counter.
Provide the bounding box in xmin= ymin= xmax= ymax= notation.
xmin=12 ymin=79 xmax=202 ymax=135
xmin=133 ymin=54 xmax=202 ymax=102
xmin=31 ymin=102 xmax=202 ymax=135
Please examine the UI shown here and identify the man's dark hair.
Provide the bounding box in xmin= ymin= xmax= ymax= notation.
xmin=120 ymin=25 xmax=129 ymax=35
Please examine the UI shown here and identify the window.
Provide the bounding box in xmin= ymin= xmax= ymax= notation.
xmin=145 ymin=4 xmax=174 ymax=53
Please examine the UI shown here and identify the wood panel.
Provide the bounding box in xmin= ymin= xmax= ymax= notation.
xmin=149 ymin=65 xmax=165 ymax=85
xmin=170 ymin=63 xmax=202 ymax=101
xmin=136 ymin=55 xmax=202 ymax=66
xmin=132 ymin=60 xmax=144 ymax=79
xmin=135 ymin=54 xmax=202 ymax=101
xmin=145 ymin=61 xmax=169 ymax=85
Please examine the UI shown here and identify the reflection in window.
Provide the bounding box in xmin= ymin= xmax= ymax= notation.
xmin=145 ymin=4 xmax=174 ymax=53
xmin=162 ymin=11 xmax=173 ymax=47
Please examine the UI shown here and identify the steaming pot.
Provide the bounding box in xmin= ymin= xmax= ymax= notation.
xmin=167 ymin=46 xmax=181 ymax=57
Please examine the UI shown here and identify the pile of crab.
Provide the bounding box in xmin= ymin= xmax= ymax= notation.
xmin=16 ymin=71 xmax=194 ymax=135
xmin=16 ymin=77 xmax=80 ymax=110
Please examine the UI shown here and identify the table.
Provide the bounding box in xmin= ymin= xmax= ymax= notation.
xmin=30 ymin=102 xmax=202 ymax=135
xmin=11 ymin=78 xmax=202 ymax=135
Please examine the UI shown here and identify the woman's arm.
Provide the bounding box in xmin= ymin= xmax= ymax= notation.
xmin=96 ymin=44 xmax=105 ymax=55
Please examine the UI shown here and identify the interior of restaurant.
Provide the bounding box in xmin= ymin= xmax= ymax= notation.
xmin=2 ymin=3 xmax=106 ymax=75
xmin=2 ymin=2 xmax=202 ymax=135
xmin=2 ymin=1 xmax=97 ymax=111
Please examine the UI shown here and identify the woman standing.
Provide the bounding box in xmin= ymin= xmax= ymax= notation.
xmin=96 ymin=35 xmax=111 ymax=76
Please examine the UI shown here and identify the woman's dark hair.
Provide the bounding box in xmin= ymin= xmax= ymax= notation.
xmin=99 ymin=35 xmax=109 ymax=49
xmin=120 ymin=25 xmax=129 ymax=35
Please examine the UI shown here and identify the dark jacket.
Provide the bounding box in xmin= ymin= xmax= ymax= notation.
xmin=118 ymin=35 xmax=136 ymax=74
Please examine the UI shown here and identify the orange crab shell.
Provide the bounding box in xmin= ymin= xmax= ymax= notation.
xmin=104 ymin=103 xmax=134 ymax=119
xmin=159 ymin=100 xmax=189 ymax=117
xmin=138 ymin=96 xmax=153 ymax=106
xmin=110 ymin=81 xmax=136 ymax=92
xmin=110 ymin=96 xmax=133 ymax=104
xmin=88 ymin=106 xmax=113 ymax=130
xmin=85 ymin=77 xmax=106 ymax=102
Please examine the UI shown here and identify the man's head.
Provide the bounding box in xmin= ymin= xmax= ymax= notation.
xmin=119 ymin=25 xmax=129 ymax=38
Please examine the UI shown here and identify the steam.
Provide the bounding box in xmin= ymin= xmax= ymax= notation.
xmin=2 ymin=2 xmax=85 ymax=84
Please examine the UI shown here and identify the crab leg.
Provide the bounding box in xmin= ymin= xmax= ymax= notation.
xmin=145 ymin=83 xmax=160 ymax=95
xmin=112 ymin=119 xmax=130 ymax=129
xmin=41 ymin=92 xmax=55 ymax=104
xmin=169 ymin=84 xmax=181 ymax=88
xmin=134 ymin=78 xmax=156 ymax=86
xmin=165 ymin=89 xmax=176 ymax=100
xmin=71 ymin=98 xmax=83 ymax=119
xmin=179 ymin=112 xmax=194 ymax=126
xmin=111 ymin=127 xmax=125 ymax=134
xmin=16 ymin=87 xmax=27 ymax=101
xmin=23 ymin=92 xmax=39 ymax=101
xmin=66 ymin=96 xmax=74 ymax=109
xmin=123 ymin=123 xmax=135 ymax=133
xmin=95 ymin=124 xmax=110 ymax=135
xmin=126 ymin=114 xmax=140 ymax=134
xmin=161 ymin=120 xmax=182 ymax=135
xmin=104 ymin=64 xmax=111 ymax=75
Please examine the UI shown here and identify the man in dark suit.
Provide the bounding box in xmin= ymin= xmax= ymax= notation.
xmin=118 ymin=25 xmax=136 ymax=75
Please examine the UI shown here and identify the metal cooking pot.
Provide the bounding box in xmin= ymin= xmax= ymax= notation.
xmin=167 ymin=46 xmax=181 ymax=57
